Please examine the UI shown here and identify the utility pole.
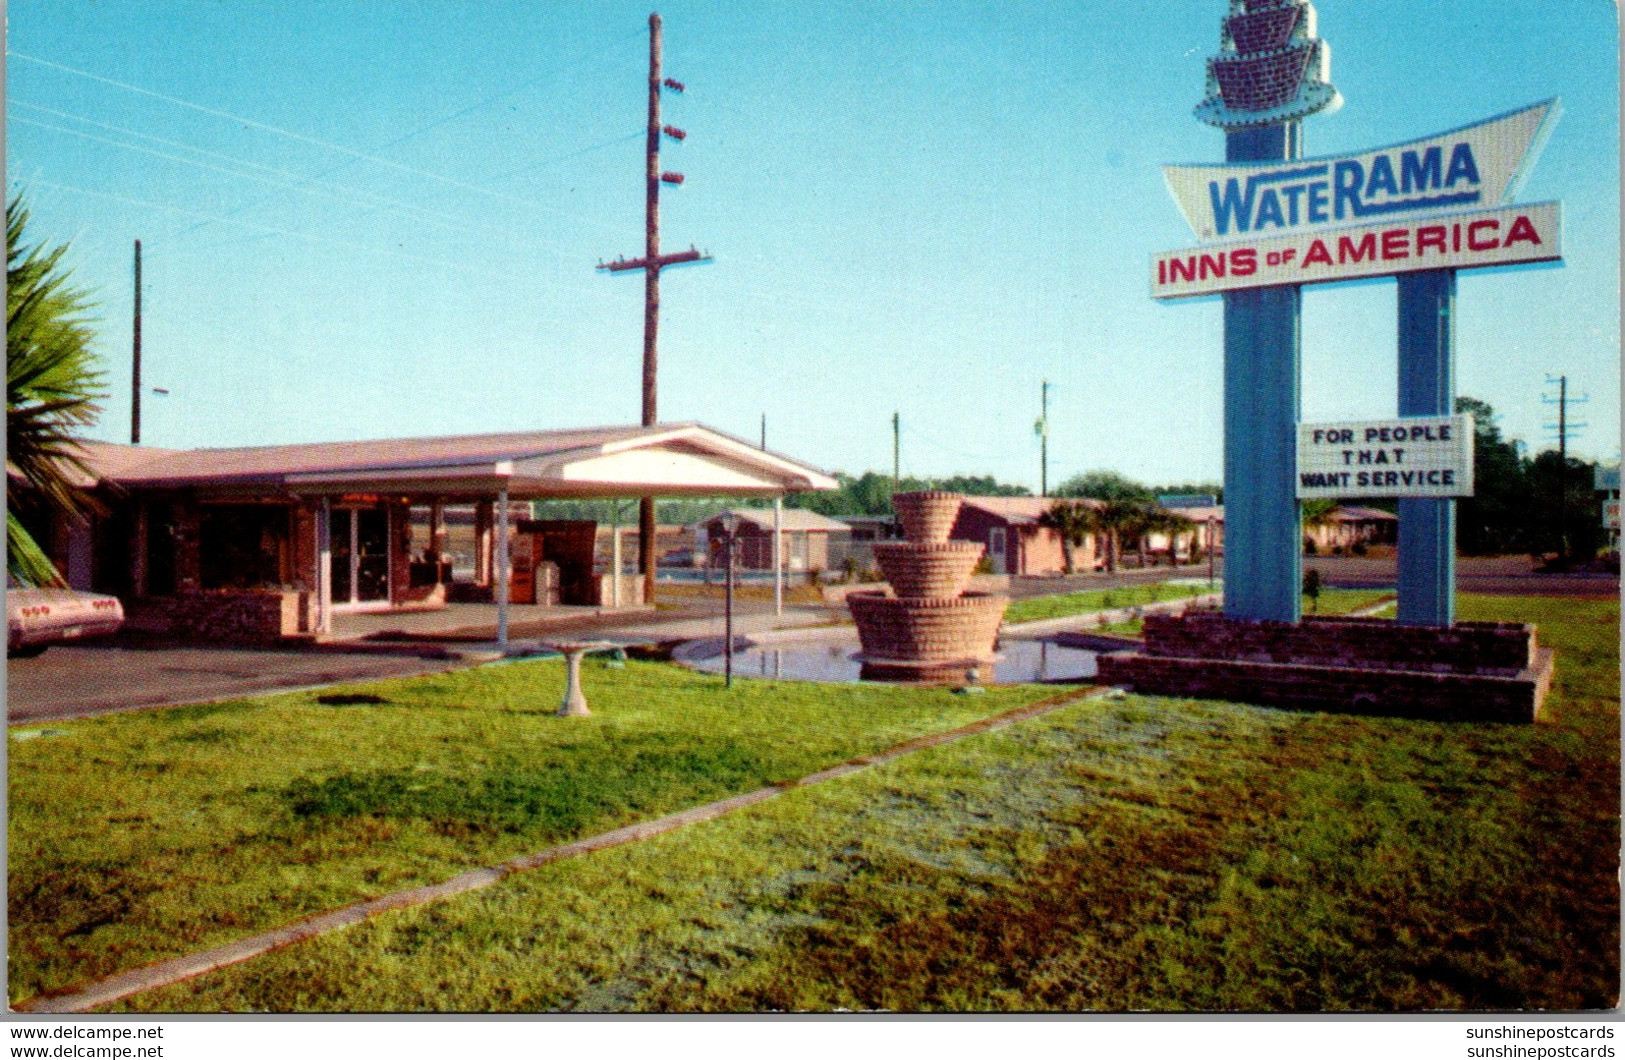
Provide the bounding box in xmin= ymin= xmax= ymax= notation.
xmin=596 ymin=12 xmax=710 ymax=605
xmin=760 ymin=413 xmax=767 ymax=450
xmin=1034 ymin=379 xmax=1050 ymax=496
xmin=892 ymin=412 xmax=901 ymax=497
xmin=131 ymin=240 xmax=142 ymax=444
xmin=1542 ymin=374 xmax=1590 ymax=561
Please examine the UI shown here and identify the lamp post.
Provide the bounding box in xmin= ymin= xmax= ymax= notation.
xmin=1208 ymin=515 xmax=1217 ymax=591
xmin=718 ymin=512 xmax=741 ymax=688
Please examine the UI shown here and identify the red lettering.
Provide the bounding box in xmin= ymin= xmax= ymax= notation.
xmin=1158 ymin=259 xmax=1166 ymax=285
xmin=1504 ymin=214 xmax=1542 ymax=247
xmin=1199 ymin=253 xmax=1226 ymax=280
xmin=1381 ymin=229 xmax=1409 ymax=260
xmin=1338 ymin=233 xmax=1377 ymax=263
xmin=1468 ymin=219 xmax=1500 ymax=251
xmin=1415 ymin=225 xmax=1447 ymax=256
xmin=1230 ymin=248 xmax=1257 ymax=276
xmin=1301 ymin=239 xmax=1333 ymax=267
xmin=1169 ymin=256 xmax=1198 ymax=283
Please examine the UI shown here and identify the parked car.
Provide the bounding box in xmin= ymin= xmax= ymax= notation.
xmin=7 ymin=584 xmax=124 ymax=657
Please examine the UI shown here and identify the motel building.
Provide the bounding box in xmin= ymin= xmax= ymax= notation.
xmin=25 ymin=423 xmax=836 ymax=644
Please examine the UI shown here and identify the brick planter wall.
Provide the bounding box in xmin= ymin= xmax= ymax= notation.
xmin=1096 ymin=611 xmax=1554 ymax=724
xmin=149 ymin=589 xmax=311 ymax=644
xmin=871 ymin=541 xmax=984 ymax=599
xmin=847 ymin=590 xmax=1008 ymax=662
xmin=1142 ymin=612 xmax=1536 ymax=675
xmin=1099 ymin=650 xmax=1554 ymax=724
xmin=892 ymin=491 xmax=963 ymax=545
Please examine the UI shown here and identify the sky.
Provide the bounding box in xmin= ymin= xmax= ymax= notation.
xmin=5 ymin=0 xmax=1619 ymax=491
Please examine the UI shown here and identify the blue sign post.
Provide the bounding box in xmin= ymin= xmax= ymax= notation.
xmin=1396 ymin=270 xmax=1457 ymax=626
xmin=1198 ymin=5 xmax=1339 ymax=622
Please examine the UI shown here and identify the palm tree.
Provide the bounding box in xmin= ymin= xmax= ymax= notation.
xmin=1301 ymin=498 xmax=1339 ymax=554
xmin=7 ymin=193 xmax=104 ymax=587
xmin=1148 ymin=507 xmax=1196 ymax=566
xmin=1093 ymin=499 xmax=1150 ymax=574
xmin=1038 ymin=500 xmax=1100 ymax=574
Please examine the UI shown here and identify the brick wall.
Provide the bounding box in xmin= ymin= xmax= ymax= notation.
xmin=154 ymin=589 xmax=310 ymax=643
xmin=1141 ymin=612 xmax=1535 ymax=676
xmin=290 ymin=503 xmax=317 ymax=592
xmin=1100 ymin=651 xmax=1549 ymax=724
xmin=1096 ymin=611 xmax=1553 ymax=724
xmin=847 ymin=591 xmax=1007 ymax=662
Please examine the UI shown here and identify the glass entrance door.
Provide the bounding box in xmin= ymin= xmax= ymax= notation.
xmin=354 ymin=508 xmax=389 ymax=602
xmin=329 ymin=507 xmax=390 ymax=608
xmin=331 ymin=509 xmax=354 ymax=604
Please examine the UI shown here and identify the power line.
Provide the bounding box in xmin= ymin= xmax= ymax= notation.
xmin=494 ymin=131 xmax=644 ymax=181
xmin=25 ymin=177 xmax=531 ymax=284
xmin=12 ymin=114 xmax=482 ymax=237
xmin=8 ymin=50 xmax=598 ymax=217
xmin=160 ymin=31 xmax=645 ymax=240
xmin=11 ymin=106 xmax=607 ymax=254
xmin=367 ymin=30 xmax=643 ymax=157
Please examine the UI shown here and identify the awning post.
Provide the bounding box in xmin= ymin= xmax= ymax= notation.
xmin=496 ymin=488 xmax=510 ymax=647
xmin=611 ymin=501 xmax=624 ymax=609
xmin=773 ymin=497 xmax=784 ymax=616
xmin=317 ymin=497 xmax=332 ymax=635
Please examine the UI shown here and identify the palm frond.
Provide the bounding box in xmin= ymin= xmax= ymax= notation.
xmin=6 ymin=191 xmax=106 ymax=586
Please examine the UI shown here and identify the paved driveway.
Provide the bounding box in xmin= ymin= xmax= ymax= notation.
xmin=1306 ymin=555 xmax=1619 ymax=596
xmin=4 ymin=601 xmax=839 ymax=724
xmin=6 ymin=645 xmax=472 ymax=724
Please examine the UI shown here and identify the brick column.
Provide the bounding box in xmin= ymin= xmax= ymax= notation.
xmin=389 ymin=502 xmax=412 ymax=604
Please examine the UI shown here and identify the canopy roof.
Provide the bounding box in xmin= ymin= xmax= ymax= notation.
xmin=68 ymin=423 xmax=838 ymax=501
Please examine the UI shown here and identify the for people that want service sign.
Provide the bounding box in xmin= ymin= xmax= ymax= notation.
xmin=1297 ymin=415 xmax=1474 ymax=500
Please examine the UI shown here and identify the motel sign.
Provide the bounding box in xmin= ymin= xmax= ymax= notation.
xmin=1153 ymin=101 xmax=1562 ymax=299
xmin=1297 ymin=415 xmax=1474 ymax=500
xmin=1158 ymin=0 xmax=1563 ymax=628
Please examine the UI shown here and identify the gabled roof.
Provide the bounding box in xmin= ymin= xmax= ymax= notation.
xmin=1166 ymin=504 xmax=1224 ymax=523
xmin=1332 ymin=504 xmax=1399 ymax=522
xmin=699 ymin=507 xmax=853 ymax=533
xmin=960 ymin=495 xmax=1093 ymax=526
xmin=64 ymin=423 xmax=838 ymax=500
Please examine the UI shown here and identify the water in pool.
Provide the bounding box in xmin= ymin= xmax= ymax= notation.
xmin=686 ymin=637 xmax=1098 ymax=685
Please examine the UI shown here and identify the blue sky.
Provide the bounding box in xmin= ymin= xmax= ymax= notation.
xmin=6 ymin=1 xmax=1619 ymax=488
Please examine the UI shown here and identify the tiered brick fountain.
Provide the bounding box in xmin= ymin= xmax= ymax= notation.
xmin=846 ymin=491 xmax=1009 ymax=682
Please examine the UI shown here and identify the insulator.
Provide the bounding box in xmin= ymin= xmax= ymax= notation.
xmin=660 ymin=172 xmax=685 ymax=185
xmin=662 ymin=77 xmax=685 ymax=92
xmin=662 ymin=125 xmax=687 ymax=141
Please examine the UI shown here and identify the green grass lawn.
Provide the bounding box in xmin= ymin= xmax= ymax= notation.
xmin=7 ymin=659 xmax=1060 ymax=1004
xmin=1002 ymin=580 xmax=1214 ymax=625
xmin=76 ymin=592 xmax=1617 ymax=1013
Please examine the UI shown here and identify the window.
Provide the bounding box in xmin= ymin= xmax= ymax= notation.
xmin=199 ymin=505 xmax=291 ymax=589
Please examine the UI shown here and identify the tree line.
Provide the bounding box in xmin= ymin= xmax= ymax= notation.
xmin=1454 ymin=396 xmax=1610 ymax=562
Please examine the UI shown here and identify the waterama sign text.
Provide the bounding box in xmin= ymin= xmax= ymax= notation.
xmin=1162 ymin=100 xmax=1558 ymax=241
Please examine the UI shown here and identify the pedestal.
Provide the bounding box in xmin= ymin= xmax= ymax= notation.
xmin=545 ymin=640 xmax=615 ymax=717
